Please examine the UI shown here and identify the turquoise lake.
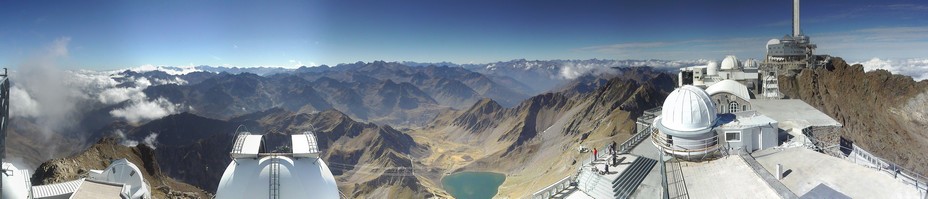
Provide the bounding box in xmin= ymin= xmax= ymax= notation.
xmin=441 ymin=171 xmax=506 ymax=199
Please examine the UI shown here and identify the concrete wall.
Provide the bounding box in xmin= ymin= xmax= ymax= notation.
xmin=717 ymin=123 xmax=778 ymax=152
xmin=711 ymin=93 xmax=752 ymax=114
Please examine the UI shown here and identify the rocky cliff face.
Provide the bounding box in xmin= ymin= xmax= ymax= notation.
xmin=778 ymin=57 xmax=928 ymax=175
xmin=30 ymin=138 xmax=211 ymax=199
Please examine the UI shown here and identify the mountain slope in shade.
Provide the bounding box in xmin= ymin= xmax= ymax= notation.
xmin=413 ymin=68 xmax=675 ymax=197
xmin=30 ymin=138 xmax=212 ymax=198
xmin=778 ymin=57 xmax=928 ymax=176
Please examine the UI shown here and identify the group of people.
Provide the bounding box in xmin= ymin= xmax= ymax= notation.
xmin=592 ymin=141 xmax=619 ymax=175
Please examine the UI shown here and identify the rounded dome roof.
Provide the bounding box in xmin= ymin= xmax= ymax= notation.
xmin=706 ymin=61 xmax=718 ymax=76
xmin=1 ymin=163 xmax=30 ymax=199
xmin=706 ymin=80 xmax=751 ymax=100
xmin=216 ymin=156 xmax=340 ymax=199
xmin=659 ymin=85 xmax=717 ymax=133
xmin=720 ymin=55 xmax=740 ymax=70
xmin=743 ymin=59 xmax=759 ymax=68
xmin=766 ymin=39 xmax=780 ymax=46
xmin=92 ymin=159 xmax=150 ymax=199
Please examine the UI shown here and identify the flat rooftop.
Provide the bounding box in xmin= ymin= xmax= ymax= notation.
xmin=750 ymin=99 xmax=841 ymax=128
xmin=754 ymin=148 xmax=922 ymax=198
xmin=70 ymin=180 xmax=123 ymax=199
xmin=677 ymin=156 xmax=781 ymax=199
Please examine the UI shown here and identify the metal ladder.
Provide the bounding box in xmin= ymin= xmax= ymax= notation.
xmin=269 ymin=157 xmax=280 ymax=199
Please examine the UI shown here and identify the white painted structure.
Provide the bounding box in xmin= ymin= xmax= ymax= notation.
xmin=651 ymin=85 xmax=721 ymax=159
xmin=216 ymin=131 xmax=339 ymax=199
xmin=3 ymin=158 xmax=152 ymax=199
xmin=678 ymin=55 xmax=760 ymax=92
xmin=87 ymin=159 xmax=151 ymax=199
xmin=652 ymin=85 xmax=780 ymax=160
xmin=1 ymin=163 xmax=32 ymax=199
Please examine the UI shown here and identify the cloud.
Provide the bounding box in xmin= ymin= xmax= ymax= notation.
xmin=114 ymin=129 xmax=139 ymax=147
xmin=113 ymin=129 xmax=157 ymax=149
xmin=852 ymin=58 xmax=928 ymax=81
xmin=10 ymin=36 xmax=88 ymax=135
xmin=109 ymin=97 xmax=180 ymax=124
xmin=557 ymin=59 xmax=709 ymax=80
xmin=10 ymin=86 xmax=40 ymax=118
xmin=142 ymin=133 xmax=158 ymax=149
xmin=130 ymin=64 xmax=202 ymax=75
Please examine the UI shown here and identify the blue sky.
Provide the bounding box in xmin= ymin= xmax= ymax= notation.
xmin=1 ymin=0 xmax=927 ymax=70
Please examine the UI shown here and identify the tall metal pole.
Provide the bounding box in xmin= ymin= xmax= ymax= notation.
xmin=793 ymin=0 xmax=801 ymax=37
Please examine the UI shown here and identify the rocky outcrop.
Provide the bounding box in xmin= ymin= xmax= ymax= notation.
xmin=779 ymin=57 xmax=928 ymax=175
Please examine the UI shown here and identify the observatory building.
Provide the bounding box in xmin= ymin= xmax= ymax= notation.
xmin=215 ymin=131 xmax=340 ymax=199
xmin=760 ymin=0 xmax=831 ymax=98
xmin=650 ymin=85 xmax=777 ymax=160
xmin=2 ymin=158 xmax=152 ymax=199
xmin=678 ymin=56 xmax=760 ymax=92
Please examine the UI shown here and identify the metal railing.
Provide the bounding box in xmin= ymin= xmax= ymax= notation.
xmin=530 ymin=175 xmax=576 ymax=199
xmin=618 ymin=124 xmax=653 ymax=154
xmin=803 ymin=133 xmax=928 ymax=197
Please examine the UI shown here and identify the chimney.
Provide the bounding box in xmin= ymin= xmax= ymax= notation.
xmin=793 ymin=0 xmax=800 ymax=37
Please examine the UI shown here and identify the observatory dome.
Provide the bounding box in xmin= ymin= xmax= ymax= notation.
xmin=743 ymin=59 xmax=759 ymax=69
xmin=88 ymin=159 xmax=151 ymax=199
xmin=720 ymin=55 xmax=740 ymax=70
xmin=658 ymin=85 xmax=717 ymax=135
xmin=706 ymin=61 xmax=719 ymax=76
xmin=706 ymin=80 xmax=751 ymax=100
xmin=216 ymin=156 xmax=340 ymax=199
xmin=1 ymin=163 xmax=30 ymax=199
xmin=766 ymin=39 xmax=780 ymax=46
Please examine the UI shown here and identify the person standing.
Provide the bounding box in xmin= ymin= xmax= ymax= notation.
xmin=593 ymin=148 xmax=598 ymax=161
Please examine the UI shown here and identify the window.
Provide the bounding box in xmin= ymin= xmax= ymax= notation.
xmin=729 ymin=102 xmax=740 ymax=113
xmin=726 ymin=131 xmax=741 ymax=142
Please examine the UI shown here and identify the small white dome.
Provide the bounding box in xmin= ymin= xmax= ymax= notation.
xmin=766 ymin=39 xmax=780 ymax=46
xmin=216 ymin=157 xmax=340 ymax=199
xmin=743 ymin=59 xmax=759 ymax=68
xmin=720 ymin=55 xmax=740 ymax=70
xmin=706 ymin=61 xmax=718 ymax=76
xmin=1 ymin=163 xmax=31 ymax=199
xmin=659 ymin=85 xmax=717 ymax=133
xmin=89 ymin=159 xmax=151 ymax=199
xmin=706 ymin=80 xmax=751 ymax=100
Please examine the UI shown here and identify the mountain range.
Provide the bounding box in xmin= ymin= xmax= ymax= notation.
xmin=12 ymin=58 xmax=928 ymax=198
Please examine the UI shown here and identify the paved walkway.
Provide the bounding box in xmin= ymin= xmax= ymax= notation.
xmin=739 ymin=153 xmax=799 ymax=199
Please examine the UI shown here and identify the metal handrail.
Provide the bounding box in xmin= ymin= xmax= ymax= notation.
xmin=530 ymin=175 xmax=575 ymax=199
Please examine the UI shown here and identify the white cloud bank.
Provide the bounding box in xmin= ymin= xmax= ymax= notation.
xmin=110 ymin=98 xmax=180 ymax=124
xmin=10 ymin=37 xmax=188 ymax=134
xmin=853 ymin=58 xmax=928 ymax=81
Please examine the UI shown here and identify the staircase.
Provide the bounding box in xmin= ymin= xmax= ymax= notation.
xmin=613 ymin=158 xmax=658 ymax=198
xmin=576 ymin=157 xmax=658 ymax=199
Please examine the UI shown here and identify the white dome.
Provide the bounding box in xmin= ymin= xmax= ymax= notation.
xmin=88 ymin=159 xmax=151 ymax=199
xmin=743 ymin=59 xmax=759 ymax=68
xmin=766 ymin=39 xmax=780 ymax=46
xmin=216 ymin=156 xmax=340 ymax=199
xmin=706 ymin=61 xmax=718 ymax=76
xmin=659 ymin=85 xmax=717 ymax=133
xmin=706 ymin=80 xmax=751 ymax=100
xmin=1 ymin=163 xmax=31 ymax=199
xmin=720 ymin=55 xmax=740 ymax=70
